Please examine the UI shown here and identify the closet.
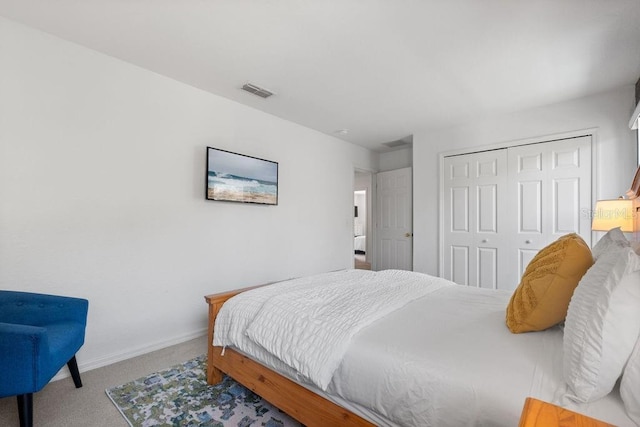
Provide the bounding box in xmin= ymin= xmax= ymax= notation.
xmin=442 ymin=135 xmax=592 ymax=291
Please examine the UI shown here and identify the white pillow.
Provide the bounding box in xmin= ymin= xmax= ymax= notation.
xmin=591 ymin=226 xmax=630 ymax=260
xmin=563 ymin=247 xmax=640 ymax=403
xmin=621 ymin=329 xmax=640 ymax=425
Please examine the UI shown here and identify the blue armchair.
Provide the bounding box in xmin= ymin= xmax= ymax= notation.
xmin=0 ymin=291 xmax=88 ymax=427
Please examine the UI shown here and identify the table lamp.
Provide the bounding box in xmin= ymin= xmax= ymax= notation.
xmin=591 ymin=198 xmax=635 ymax=232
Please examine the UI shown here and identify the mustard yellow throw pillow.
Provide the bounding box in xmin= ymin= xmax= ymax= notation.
xmin=506 ymin=233 xmax=593 ymax=333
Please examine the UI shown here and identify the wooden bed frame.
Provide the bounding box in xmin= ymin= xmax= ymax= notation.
xmin=205 ymin=286 xmax=375 ymax=427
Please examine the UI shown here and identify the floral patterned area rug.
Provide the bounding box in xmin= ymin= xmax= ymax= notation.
xmin=106 ymin=355 xmax=303 ymax=427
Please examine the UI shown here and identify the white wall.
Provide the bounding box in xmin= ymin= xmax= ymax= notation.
xmin=378 ymin=147 xmax=412 ymax=171
xmin=413 ymin=86 xmax=638 ymax=275
xmin=0 ymin=17 xmax=378 ymax=373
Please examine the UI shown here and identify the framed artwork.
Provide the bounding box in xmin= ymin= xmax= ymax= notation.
xmin=206 ymin=147 xmax=278 ymax=205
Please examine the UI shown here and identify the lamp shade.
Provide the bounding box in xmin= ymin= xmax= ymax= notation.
xmin=591 ymin=199 xmax=635 ymax=232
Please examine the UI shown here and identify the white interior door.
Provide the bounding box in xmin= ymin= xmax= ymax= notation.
xmin=376 ymin=167 xmax=412 ymax=271
xmin=508 ymin=136 xmax=592 ymax=279
xmin=443 ymin=150 xmax=509 ymax=288
xmin=442 ymin=135 xmax=592 ymax=291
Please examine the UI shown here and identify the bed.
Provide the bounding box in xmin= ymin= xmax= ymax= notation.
xmin=354 ymin=235 xmax=366 ymax=254
xmin=205 ymin=253 xmax=639 ymax=426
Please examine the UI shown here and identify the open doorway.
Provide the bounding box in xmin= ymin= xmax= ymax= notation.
xmin=354 ymin=190 xmax=370 ymax=269
xmin=354 ymin=170 xmax=373 ymax=270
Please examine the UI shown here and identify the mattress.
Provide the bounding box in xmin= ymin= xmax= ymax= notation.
xmin=331 ymin=284 xmax=632 ymax=426
xmin=214 ymin=270 xmax=634 ymax=426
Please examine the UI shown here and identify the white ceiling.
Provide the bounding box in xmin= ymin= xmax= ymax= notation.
xmin=1 ymin=0 xmax=639 ymax=152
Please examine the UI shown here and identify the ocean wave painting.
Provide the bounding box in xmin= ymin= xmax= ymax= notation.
xmin=206 ymin=147 xmax=278 ymax=205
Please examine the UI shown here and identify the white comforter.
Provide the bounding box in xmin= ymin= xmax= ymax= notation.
xmin=215 ymin=269 xmax=448 ymax=389
xmin=213 ymin=269 xmax=633 ymax=427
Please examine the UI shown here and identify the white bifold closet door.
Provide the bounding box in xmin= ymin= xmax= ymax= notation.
xmin=443 ymin=149 xmax=509 ymax=289
xmin=442 ymin=136 xmax=591 ymax=291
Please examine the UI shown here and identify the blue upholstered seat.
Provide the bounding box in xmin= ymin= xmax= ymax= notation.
xmin=0 ymin=291 xmax=88 ymax=427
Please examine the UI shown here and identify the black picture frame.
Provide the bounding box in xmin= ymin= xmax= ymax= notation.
xmin=206 ymin=147 xmax=278 ymax=205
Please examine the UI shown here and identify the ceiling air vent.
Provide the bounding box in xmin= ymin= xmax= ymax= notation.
xmin=241 ymin=82 xmax=274 ymax=99
xmin=381 ymin=135 xmax=413 ymax=150
xmin=382 ymin=140 xmax=409 ymax=148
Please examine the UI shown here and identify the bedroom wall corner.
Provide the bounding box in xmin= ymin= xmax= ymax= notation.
xmin=412 ymin=86 xmax=637 ymax=276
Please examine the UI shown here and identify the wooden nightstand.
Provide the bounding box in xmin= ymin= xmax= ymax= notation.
xmin=519 ymin=397 xmax=616 ymax=427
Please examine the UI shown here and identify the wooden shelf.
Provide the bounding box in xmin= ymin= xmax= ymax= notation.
xmin=519 ymin=397 xmax=615 ymax=427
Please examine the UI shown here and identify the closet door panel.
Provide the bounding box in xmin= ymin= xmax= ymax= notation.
xmin=519 ymin=249 xmax=538 ymax=279
xmin=478 ymin=247 xmax=498 ymax=289
xmin=507 ymin=136 xmax=592 ymax=285
xmin=443 ymin=151 xmax=508 ymax=288
xmin=518 ymin=180 xmax=542 ymax=234
xmin=549 ymin=140 xmax=591 ymax=240
xmin=442 ymin=135 xmax=592 ymax=292
xmin=451 ymin=245 xmax=470 ymax=286
xmin=554 ymin=178 xmax=580 ymax=233
xmin=478 ymin=184 xmax=498 ymax=233
xmin=444 ymin=155 xmax=474 ymax=286
xmin=451 ymin=187 xmax=470 ymax=232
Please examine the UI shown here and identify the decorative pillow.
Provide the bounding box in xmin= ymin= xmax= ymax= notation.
xmin=621 ymin=329 xmax=640 ymax=425
xmin=591 ymin=227 xmax=630 ymax=260
xmin=563 ymin=248 xmax=640 ymax=403
xmin=506 ymin=233 xmax=593 ymax=333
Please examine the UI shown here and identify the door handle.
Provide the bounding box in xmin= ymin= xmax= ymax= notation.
xmin=525 ymin=240 xmax=532 ymax=244
xmin=405 ymin=233 xmax=413 ymax=238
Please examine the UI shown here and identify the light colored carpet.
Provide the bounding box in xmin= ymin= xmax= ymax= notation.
xmin=0 ymin=336 xmax=207 ymax=427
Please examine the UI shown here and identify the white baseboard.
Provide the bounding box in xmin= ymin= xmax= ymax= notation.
xmin=51 ymin=328 xmax=208 ymax=382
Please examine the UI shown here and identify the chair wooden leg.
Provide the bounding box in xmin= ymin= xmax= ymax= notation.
xmin=17 ymin=393 xmax=33 ymax=427
xmin=67 ymin=356 xmax=83 ymax=388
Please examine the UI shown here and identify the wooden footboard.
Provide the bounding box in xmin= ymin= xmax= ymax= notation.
xmin=205 ymin=287 xmax=375 ymax=427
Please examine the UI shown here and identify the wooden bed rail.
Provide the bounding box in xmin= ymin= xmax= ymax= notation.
xmin=205 ymin=285 xmax=263 ymax=383
xmin=204 ymin=286 xmax=375 ymax=427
